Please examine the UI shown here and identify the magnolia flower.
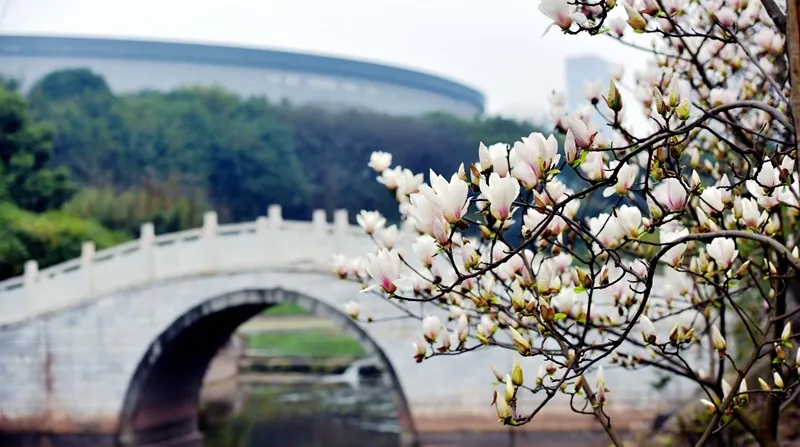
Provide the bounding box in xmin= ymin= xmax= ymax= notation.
xmin=581 ymin=152 xmax=606 ymax=180
xmin=640 ymin=315 xmax=656 ymax=344
xmin=484 ymin=143 xmax=511 ymax=176
xmin=699 ymin=187 xmax=725 ymax=214
xmin=589 ymin=213 xmax=623 ymax=246
xmin=357 ymin=210 xmax=386 ymax=234
xmin=757 ymin=157 xmax=780 ymax=188
xmin=740 ymin=198 xmax=763 ymax=229
xmin=564 ymin=130 xmax=578 ymax=164
xmin=746 ymin=180 xmax=780 ymax=209
xmin=782 ymin=322 xmax=792 ymax=342
xmin=660 ymin=228 xmax=689 ymax=266
xmin=538 ymin=0 xmax=574 ymax=33
xmin=412 ymin=234 xmax=439 ymax=267
xmin=567 ymin=116 xmax=595 ymax=149
xmin=422 ymin=315 xmax=442 ymax=343
xmin=603 ymin=162 xmax=638 ymax=197
xmin=653 ymin=178 xmax=687 ymax=212
xmin=457 ymin=314 xmax=469 ymax=341
xmin=714 ymin=7 xmax=737 ymax=27
xmin=368 ymin=151 xmax=392 ymax=173
xmin=700 ymin=398 xmax=717 ymax=413
xmin=709 ymin=88 xmax=735 ymax=106
xmin=422 ymin=170 xmax=470 ymax=223
xmin=364 ymin=249 xmax=401 ymax=293
xmin=774 ymin=371 xmax=784 ymax=388
xmin=375 ymin=225 xmax=399 ymax=249
xmin=614 ymin=205 xmax=642 ymax=238
xmin=344 ymin=300 xmax=360 ymax=319
xmin=623 ymin=2 xmax=648 ymax=31
xmin=707 ymin=238 xmax=738 ymax=269
xmin=711 ymin=324 xmax=726 ymax=352
xmin=610 ymin=62 xmax=624 ymax=81
xmin=480 ymin=173 xmax=520 ymax=220
xmin=584 ymin=80 xmax=603 ymax=102
xmin=495 ymin=391 xmax=512 ymax=419
xmin=608 ymin=17 xmax=627 ymax=37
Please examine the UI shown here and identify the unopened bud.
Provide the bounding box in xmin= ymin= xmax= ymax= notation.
xmin=504 ymin=374 xmax=515 ymax=403
xmin=606 ymin=79 xmax=622 ymax=112
xmin=509 ymin=326 xmax=531 ymax=355
xmin=512 ymin=359 xmax=524 ymax=386
xmin=759 ymin=377 xmax=770 ymax=391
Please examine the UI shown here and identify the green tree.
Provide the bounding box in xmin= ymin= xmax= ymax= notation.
xmin=0 ymin=83 xmax=75 ymax=212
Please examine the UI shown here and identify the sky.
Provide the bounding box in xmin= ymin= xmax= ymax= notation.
xmin=0 ymin=0 xmax=652 ymax=121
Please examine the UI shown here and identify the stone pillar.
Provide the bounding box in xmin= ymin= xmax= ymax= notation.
xmin=267 ymin=204 xmax=282 ymax=231
xmin=23 ymin=260 xmax=38 ymax=317
xmin=81 ymin=241 xmax=96 ymax=298
xmin=140 ymin=223 xmax=155 ymax=283
xmin=333 ymin=209 xmax=348 ymax=252
xmin=202 ymin=212 xmax=218 ymax=274
xmin=312 ymin=209 xmax=327 ymax=237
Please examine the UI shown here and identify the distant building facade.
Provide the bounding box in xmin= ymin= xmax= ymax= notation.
xmin=0 ymin=35 xmax=485 ymax=118
xmin=565 ymin=55 xmax=611 ymax=113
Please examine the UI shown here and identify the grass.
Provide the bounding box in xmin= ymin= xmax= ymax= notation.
xmin=262 ymin=303 xmax=309 ymax=316
xmin=245 ymin=329 xmax=365 ymax=358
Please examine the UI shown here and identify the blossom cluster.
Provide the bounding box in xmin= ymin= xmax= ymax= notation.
xmin=335 ymin=0 xmax=799 ymax=441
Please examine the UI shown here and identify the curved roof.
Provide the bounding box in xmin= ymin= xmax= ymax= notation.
xmin=0 ymin=34 xmax=485 ymax=112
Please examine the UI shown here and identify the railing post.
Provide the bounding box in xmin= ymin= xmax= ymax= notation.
xmin=140 ymin=223 xmax=155 ymax=283
xmin=312 ymin=209 xmax=327 ymax=237
xmin=333 ymin=209 xmax=348 ymax=252
xmin=81 ymin=241 xmax=95 ymax=297
xmin=333 ymin=209 xmax=348 ymax=237
xmin=202 ymin=211 xmax=218 ymax=273
xmin=268 ymin=205 xmax=282 ymax=231
xmin=23 ymin=260 xmax=39 ymax=316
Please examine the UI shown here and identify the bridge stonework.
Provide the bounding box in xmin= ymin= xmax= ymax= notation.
xmin=0 ymin=207 xmax=689 ymax=447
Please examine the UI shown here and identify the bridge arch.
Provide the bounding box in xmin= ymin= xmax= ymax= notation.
xmin=117 ymin=288 xmax=416 ymax=447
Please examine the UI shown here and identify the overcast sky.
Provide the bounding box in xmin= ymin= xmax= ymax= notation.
xmin=0 ymin=0 xmax=651 ymax=120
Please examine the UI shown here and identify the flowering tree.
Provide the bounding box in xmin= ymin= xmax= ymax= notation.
xmin=335 ymin=0 xmax=800 ymax=445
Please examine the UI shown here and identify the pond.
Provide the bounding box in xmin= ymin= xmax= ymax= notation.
xmin=201 ymin=377 xmax=401 ymax=447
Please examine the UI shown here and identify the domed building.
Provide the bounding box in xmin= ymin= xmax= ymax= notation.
xmin=0 ymin=34 xmax=485 ymax=118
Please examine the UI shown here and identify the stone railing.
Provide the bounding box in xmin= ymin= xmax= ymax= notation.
xmin=0 ymin=205 xmax=382 ymax=327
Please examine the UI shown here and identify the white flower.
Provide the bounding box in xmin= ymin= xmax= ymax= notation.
xmin=485 ymin=143 xmax=511 ymax=177
xmin=610 ymin=62 xmax=624 ymax=81
xmin=375 ymin=225 xmax=399 ymax=249
xmin=584 ymin=79 xmax=603 ymax=102
xmin=412 ymin=234 xmax=439 ymax=267
xmin=422 ymin=170 xmax=470 ymax=223
xmin=660 ymin=228 xmax=689 ymax=266
xmin=480 ymin=172 xmax=520 ymax=220
xmin=364 ymin=249 xmax=401 ymax=294
xmin=706 ymin=238 xmax=738 ymax=269
xmin=589 ymin=212 xmax=623 ymax=246
xmin=640 ymin=315 xmax=656 ymax=344
xmin=422 ymin=315 xmax=442 ymax=343
xmin=567 ymin=116 xmax=595 ymax=149
xmin=714 ymin=7 xmax=737 ymax=27
xmin=344 ymin=300 xmax=360 ymax=319
xmin=699 ymin=187 xmax=725 ymax=214
xmin=756 ymin=157 xmax=780 ymax=188
xmin=356 ymin=210 xmax=386 ymax=234
xmin=774 ymin=371 xmax=784 ymax=388
xmin=614 ymin=205 xmax=642 ymax=238
xmin=653 ymin=177 xmax=687 ymax=212
xmin=711 ymin=324 xmax=726 ymax=351
xmin=710 ymin=88 xmax=735 ymax=106
xmin=739 ymin=198 xmax=763 ymax=229
xmin=538 ymin=0 xmax=574 ymax=33
xmin=368 ymin=151 xmax=392 ymax=173
xmin=603 ymin=162 xmax=638 ymax=197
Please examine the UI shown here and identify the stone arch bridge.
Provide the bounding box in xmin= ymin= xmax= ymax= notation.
xmin=0 ymin=206 xmax=688 ymax=447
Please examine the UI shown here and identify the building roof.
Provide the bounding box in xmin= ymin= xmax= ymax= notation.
xmin=0 ymin=34 xmax=485 ymax=112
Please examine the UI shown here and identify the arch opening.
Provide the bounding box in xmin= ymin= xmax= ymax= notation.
xmin=117 ymin=288 xmax=415 ymax=447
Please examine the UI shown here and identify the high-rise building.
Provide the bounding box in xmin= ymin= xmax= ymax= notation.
xmin=565 ymin=55 xmax=611 ymax=129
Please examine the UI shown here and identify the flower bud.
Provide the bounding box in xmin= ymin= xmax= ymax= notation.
xmin=774 ymin=372 xmax=784 ymax=389
xmin=700 ymin=398 xmax=716 ymax=413
xmin=782 ymin=322 xmax=792 ymax=342
xmin=504 ymin=374 xmax=516 ymax=403
xmin=492 ymin=365 xmax=504 ymax=382
xmin=495 ymin=391 xmax=512 ymax=420
xmin=711 ymin=325 xmax=726 ymax=355
xmin=676 ymin=99 xmax=691 ymax=120
xmin=759 ymin=377 xmax=771 ymax=391
xmin=512 ymin=359 xmax=524 ymax=386
xmin=509 ymin=326 xmax=531 ymax=355
xmin=606 ymin=79 xmax=623 ymax=112
xmin=640 ymin=315 xmax=657 ymax=344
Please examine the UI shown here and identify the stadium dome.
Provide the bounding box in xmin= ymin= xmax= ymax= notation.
xmin=0 ymin=34 xmax=485 ymax=118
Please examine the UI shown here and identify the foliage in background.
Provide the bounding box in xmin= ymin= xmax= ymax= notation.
xmin=0 ymin=202 xmax=127 ymax=278
xmin=26 ymin=69 xmax=545 ymax=223
xmin=63 ymin=174 xmax=208 ymax=236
